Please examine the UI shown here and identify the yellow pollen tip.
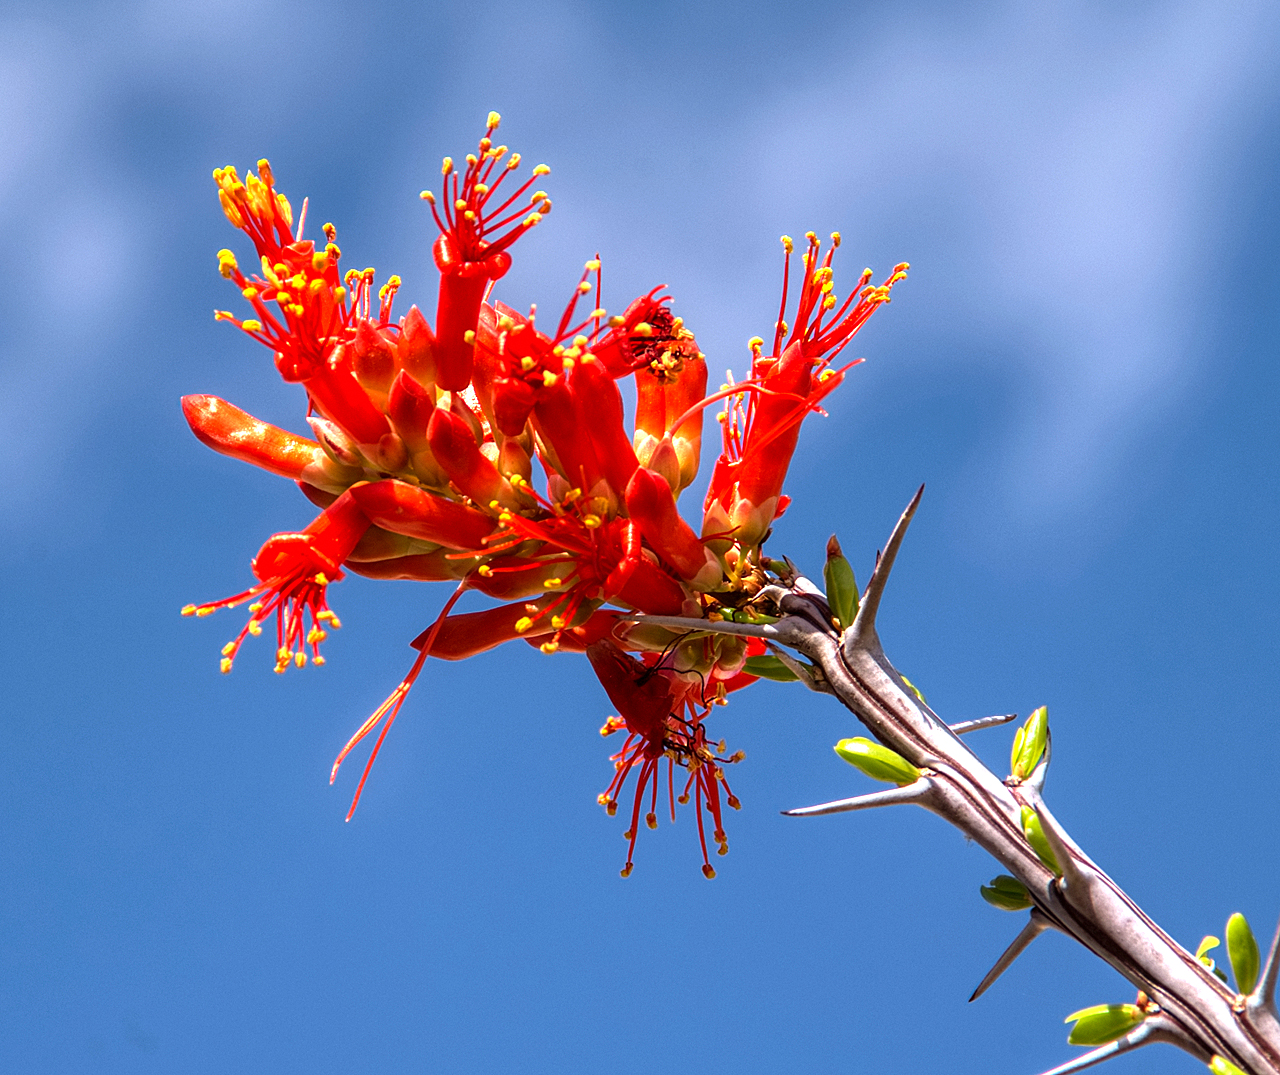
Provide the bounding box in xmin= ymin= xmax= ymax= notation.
xmin=584 ymin=260 xmax=601 ymax=272
xmin=632 ymin=323 xmax=653 ymax=337
xmin=220 ymin=658 xmax=233 ymax=674
xmin=539 ymin=641 xmax=559 ymax=654
xmin=464 ymin=330 xmax=476 ymax=344
xmin=241 ymin=319 xmax=262 ymax=333
xmin=543 ymin=578 xmax=563 ymax=589
xmin=747 ymin=335 xmax=764 ymax=349
xmin=514 ymin=616 xmax=534 ymax=634
xmin=620 ymin=863 xmax=633 ymax=878
xmin=519 ymin=356 xmax=535 ymax=371
xmin=221 ymin=642 xmax=236 ymax=657
xmin=295 ymin=652 xmax=307 ymax=668
xmin=195 ymin=607 xmax=214 ymax=617
xmin=582 ymin=514 xmax=601 ymax=528
xmin=248 ymin=622 xmax=262 ymax=636
xmin=313 ymin=655 xmax=325 ymax=666
xmin=533 ymin=164 xmax=550 ymax=176
xmin=420 ymin=190 xmax=435 ymax=203
xmin=607 ymin=315 xmax=625 ymax=328
xmin=477 ymin=565 xmax=493 ymax=577
xmin=522 ymin=212 xmax=542 ymax=227
xmin=474 ymin=183 xmax=489 ymax=195
xmin=487 ymin=110 xmax=501 ymax=129
xmin=646 ymin=813 xmax=658 ymax=830
xmin=441 ymin=157 xmax=453 ymax=175
xmin=181 ymin=604 xmax=197 ymax=616
xmin=780 ymin=235 xmax=794 ymax=252
xmin=542 ymin=371 xmax=558 ymax=387
xmin=589 ymin=308 xmax=606 ymax=319
xmin=702 ymin=865 xmax=716 ymax=879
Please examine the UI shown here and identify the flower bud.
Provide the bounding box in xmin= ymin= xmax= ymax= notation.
xmin=1226 ymin=912 xmax=1260 ymax=994
xmin=1064 ymin=1004 xmax=1143 ymax=1046
xmin=823 ymin=534 xmax=859 ymax=630
xmin=833 ymin=737 xmax=920 ymax=786
xmin=1020 ymin=806 xmax=1060 ymax=874
xmin=980 ymin=874 xmax=1033 ymax=911
xmin=1010 ymin=706 xmax=1049 ymax=780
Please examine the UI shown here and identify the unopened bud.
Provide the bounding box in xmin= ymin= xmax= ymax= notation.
xmin=1064 ymin=1004 xmax=1144 ymax=1046
xmin=979 ymin=874 xmax=1033 ymax=912
xmin=1020 ymin=806 xmax=1060 ymax=874
xmin=1226 ymin=912 xmax=1260 ymax=994
xmin=1010 ymin=706 xmax=1049 ymax=780
xmin=823 ymin=534 xmax=859 ymax=630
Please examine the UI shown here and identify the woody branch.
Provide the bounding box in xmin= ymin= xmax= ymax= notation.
xmin=635 ymin=488 xmax=1280 ymax=1075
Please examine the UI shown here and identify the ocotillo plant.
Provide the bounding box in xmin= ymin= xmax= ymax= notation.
xmin=182 ymin=114 xmax=1279 ymax=1075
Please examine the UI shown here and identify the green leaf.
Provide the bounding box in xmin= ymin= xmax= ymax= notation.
xmin=1064 ymin=1003 xmax=1143 ymax=1046
xmin=833 ymin=737 xmax=921 ymax=786
xmin=899 ymin=674 xmax=927 ymax=704
xmin=1020 ymin=806 xmax=1061 ymax=874
xmin=742 ymin=655 xmax=800 ymax=682
xmin=1209 ymin=1056 xmax=1248 ymax=1075
xmin=1226 ymin=912 xmax=1260 ymax=994
xmin=1196 ymin=935 xmax=1221 ymax=962
xmin=979 ymin=874 xmax=1032 ymax=911
xmin=1010 ymin=706 xmax=1049 ymax=780
xmin=823 ymin=535 xmax=859 ymax=629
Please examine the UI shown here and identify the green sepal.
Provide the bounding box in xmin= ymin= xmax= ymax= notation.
xmin=1226 ymin=912 xmax=1260 ymax=994
xmin=1209 ymin=1056 xmax=1248 ymax=1075
xmin=823 ymin=535 xmax=860 ymax=630
xmin=834 ymin=737 xmax=921 ymax=786
xmin=1064 ymin=1003 xmax=1144 ymax=1046
xmin=1020 ymin=806 xmax=1061 ymax=874
xmin=980 ymin=874 xmax=1033 ymax=911
xmin=1010 ymin=706 xmax=1049 ymax=780
xmin=743 ymin=655 xmax=800 ymax=682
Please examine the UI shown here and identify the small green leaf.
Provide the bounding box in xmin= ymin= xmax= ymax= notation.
xmin=743 ymin=655 xmax=800 ymax=682
xmin=1010 ymin=706 xmax=1049 ymax=780
xmin=1064 ymin=1003 xmax=1143 ymax=1046
xmin=979 ymin=874 xmax=1032 ymax=911
xmin=1209 ymin=1056 xmax=1248 ymax=1075
xmin=1196 ymin=935 xmax=1221 ymax=962
xmin=1020 ymin=806 xmax=1061 ymax=874
xmin=899 ymin=673 xmax=927 ymax=704
xmin=834 ymin=737 xmax=921 ymax=786
xmin=823 ymin=535 xmax=859 ymax=629
xmin=1226 ymin=912 xmax=1260 ymax=994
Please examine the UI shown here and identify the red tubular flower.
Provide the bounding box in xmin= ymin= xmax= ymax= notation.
xmin=587 ymin=640 xmax=743 ymax=879
xmin=181 ymin=395 xmax=322 ymax=481
xmin=182 ymin=489 xmax=372 ymax=673
xmin=703 ymin=233 xmax=908 ymax=550
xmin=624 ymin=467 xmax=722 ymax=590
xmin=347 ymin=479 xmax=496 ymax=551
xmin=631 ymin=305 xmax=708 ymax=491
xmin=421 ymin=112 xmax=552 ymax=390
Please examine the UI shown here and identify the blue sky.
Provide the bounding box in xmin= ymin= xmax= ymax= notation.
xmin=3 ymin=1 xmax=1278 ymax=1072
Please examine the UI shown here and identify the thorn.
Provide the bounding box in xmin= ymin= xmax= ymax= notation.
xmin=949 ymin=713 xmax=1018 ymax=735
xmin=1032 ymin=1020 xmax=1159 ymax=1075
xmin=969 ymin=908 xmax=1052 ymax=1001
xmin=766 ymin=644 xmax=832 ymax=695
xmin=782 ymin=778 xmax=932 ymax=817
xmin=625 ymin=613 xmax=780 ymax=640
xmin=1248 ymin=909 xmax=1280 ymax=1017
xmin=847 ymin=485 xmax=924 ymax=653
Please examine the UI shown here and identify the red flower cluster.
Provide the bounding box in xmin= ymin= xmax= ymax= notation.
xmin=183 ymin=113 xmax=906 ymax=877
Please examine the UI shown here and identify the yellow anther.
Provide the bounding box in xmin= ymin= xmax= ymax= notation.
xmin=543 ymin=578 xmax=563 ymax=589
xmin=275 ymin=193 xmax=293 ymax=227
xmin=577 ymin=281 xmax=591 ymax=294
xmin=539 ymin=641 xmax=559 ymax=654
xmin=584 ymin=259 xmax=601 ymax=272
xmin=830 ymin=231 xmax=842 ymax=247
xmin=607 ymin=315 xmax=625 ymax=328
xmin=805 ymin=230 xmax=817 ymax=241
xmin=562 ymin=357 xmax=575 ymax=372
xmin=325 ymin=242 xmax=341 ymax=259
xmin=248 ymin=621 xmax=262 ymax=636
xmin=220 ymin=657 xmax=233 ymax=674
xmin=463 ymin=210 xmax=477 ymax=222
xmin=583 ymin=513 xmax=602 ymax=528
xmin=514 ymin=616 xmax=534 ymax=634
xmin=550 ymin=615 xmax=566 ymax=629
xmin=294 ymin=652 xmax=307 ymax=668
xmin=307 ymin=628 xmax=327 ymax=644
xmin=823 ymin=294 xmax=836 ymax=309
xmin=533 ymin=164 xmax=550 ymax=176
xmin=323 ymin=222 xmax=337 ymax=242
xmin=442 ymin=157 xmax=454 ymax=175
xmin=221 ymin=641 xmax=237 ymax=657
xmin=498 ymin=315 xmax=516 ymax=331
xmin=241 ymin=319 xmax=262 ymax=332
xmin=818 ymin=368 xmax=836 ymax=382
xmin=479 ymin=138 xmax=491 ymax=153
xmin=277 ymin=647 xmax=290 ymax=661
xmin=420 ymin=190 xmax=435 ymax=203
xmin=181 ymin=604 xmax=197 ymax=616
xmin=632 ymin=322 xmax=653 ymax=337
xmin=308 ymin=280 xmax=324 ymax=295
xmin=477 ymin=564 xmax=493 ymax=577
xmin=780 ymin=235 xmax=794 ymax=252
xmin=498 ymin=511 xmax=513 ymax=523
xmin=716 ymin=411 xmax=727 ymax=423
xmin=542 ymin=371 xmax=558 ymax=387
xmin=487 ymin=110 xmax=501 ymax=129
xmin=589 ymin=308 xmax=606 ymax=320
xmin=474 ymin=183 xmax=489 ymax=195
xmin=313 ymin=655 xmax=325 ymax=666
xmin=747 ymin=335 xmax=764 ymax=350
xmin=454 ymin=198 xmax=467 ymax=212
xmin=334 ymin=286 xmax=346 ymax=302
xmin=520 ymin=356 xmax=535 ymax=371
xmin=465 ymin=153 xmax=478 ymax=166
xmin=564 ymin=488 xmax=582 ymax=502
xmin=522 ymin=212 xmax=542 ymax=227
xmin=464 ymin=330 xmax=476 ymax=344
xmin=241 ymin=287 xmax=258 ymax=301
xmin=507 ymin=153 xmax=521 ymax=169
